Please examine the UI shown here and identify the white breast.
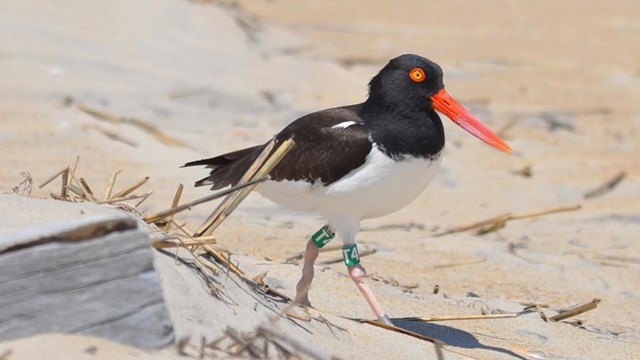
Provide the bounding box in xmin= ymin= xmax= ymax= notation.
xmin=256 ymin=145 xmax=443 ymax=222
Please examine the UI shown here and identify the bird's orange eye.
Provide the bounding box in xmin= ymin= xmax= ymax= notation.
xmin=409 ymin=67 xmax=426 ymax=83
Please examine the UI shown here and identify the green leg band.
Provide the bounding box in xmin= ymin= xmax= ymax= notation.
xmin=311 ymin=225 xmax=335 ymax=248
xmin=342 ymin=244 xmax=361 ymax=267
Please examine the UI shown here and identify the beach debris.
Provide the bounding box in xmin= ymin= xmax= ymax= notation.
xmin=176 ymin=322 xmax=337 ymax=360
xmin=12 ymin=172 xmax=33 ymax=196
xmin=369 ymin=273 xmax=419 ymax=292
xmin=521 ymin=304 xmax=549 ymax=322
xmin=0 ymin=212 xmax=173 ymax=348
xmin=193 ymin=138 xmax=295 ymax=236
xmin=65 ymin=97 xmax=188 ymax=147
xmin=394 ymin=313 xmax=519 ymax=322
xmin=143 ymin=177 xmax=268 ymax=225
xmin=549 ymin=298 xmax=601 ymax=322
xmin=584 ymin=171 xmax=626 ymax=199
xmin=82 ymin=124 xmax=138 ymax=147
xmin=37 ymin=157 xmax=156 ymax=208
xmin=512 ymin=165 xmax=533 ymax=178
xmin=361 ymin=222 xmax=425 ymax=232
xmin=160 ymin=184 xmax=183 ymax=231
xmin=432 ymin=204 xmax=582 ymax=237
xmin=434 ymin=258 xmax=487 ymax=269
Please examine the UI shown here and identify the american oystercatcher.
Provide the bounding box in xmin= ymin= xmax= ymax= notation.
xmin=185 ymin=54 xmax=511 ymax=325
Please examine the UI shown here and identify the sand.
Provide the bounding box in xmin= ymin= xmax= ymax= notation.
xmin=0 ymin=0 xmax=639 ymax=359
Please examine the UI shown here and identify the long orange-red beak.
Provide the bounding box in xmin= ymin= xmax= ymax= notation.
xmin=430 ymin=89 xmax=512 ymax=153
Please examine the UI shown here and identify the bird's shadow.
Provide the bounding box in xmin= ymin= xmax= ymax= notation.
xmin=392 ymin=320 xmax=528 ymax=360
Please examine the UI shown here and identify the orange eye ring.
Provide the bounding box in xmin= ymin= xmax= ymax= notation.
xmin=409 ymin=67 xmax=426 ymax=83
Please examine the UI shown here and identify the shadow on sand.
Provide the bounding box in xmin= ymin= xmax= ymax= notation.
xmin=393 ymin=319 xmax=528 ymax=360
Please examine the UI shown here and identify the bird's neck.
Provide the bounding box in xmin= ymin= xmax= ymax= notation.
xmin=360 ymin=100 xmax=445 ymax=160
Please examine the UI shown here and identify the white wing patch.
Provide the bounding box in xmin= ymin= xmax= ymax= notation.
xmin=331 ymin=121 xmax=358 ymax=129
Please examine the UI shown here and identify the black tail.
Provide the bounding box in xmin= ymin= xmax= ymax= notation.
xmin=183 ymin=144 xmax=265 ymax=190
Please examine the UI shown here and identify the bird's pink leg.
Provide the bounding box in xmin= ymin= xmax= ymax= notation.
xmin=293 ymin=239 xmax=319 ymax=306
xmin=348 ymin=264 xmax=393 ymax=325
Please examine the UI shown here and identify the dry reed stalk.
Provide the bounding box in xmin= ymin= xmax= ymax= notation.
xmin=38 ymin=167 xmax=69 ymax=189
xmin=66 ymin=184 xmax=85 ymax=199
xmin=509 ymin=204 xmax=582 ymax=221
xmin=60 ymin=167 xmax=69 ymax=198
xmin=96 ymin=193 xmax=151 ymax=204
xmin=171 ymin=237 xmax=223 ymax=298
xmin=285 ymin=311 xmax=312 ymax=322
xmin=67 ymin=155 xmax=79 ymax=189
xmin=256 ymin=325 xmax=332 ymax=360
xmin=103 ymin=170 xmax=121 ymax=200
xmin=67 ymin=169 xmax=92 ymax=201
xmin=79 ymin=178 xmax=97 ymax=201
xmin=71 ymin=100 xmax=187 ymax=147
xmin=202 ymin=245 xmax=245 ymax=276
xmin=252 ymin=271 xmax=267 ymax=284
xmin=73 ymin=102 xmax=120 ymax=123
xmin=153 ymin=237 xmax=216 ymax=249
xmin=134 ymin=190 xmax=154 ymax=207
xmin=112 ymin=176 xmax=150 ymax=199
xmin=584 ymin=171 xmax=626 ymax=199
xmin=520 ymin=302 xmax=549 ymax=308
xmin=249 ymin=271 xmax=293 ymax=302
xmin=49 ymin=192 xmax=66 ymax=201
xmin=259 ymin=283 xmax=292 ymax=303
xmin=127 ymin=117 xmax=187 ymax=147
xmin=84 ymin=125 xmax=138 ymax=147
xmin=170 ymin=220 xmax=195 ymax=237
xmin=433 ymin=213 xmax=510 ymax=237
xmin=395 ymin=313 xmax=518 ymax=322
xmin=144 ymin=176 xmax=269 ymax=224
xmin=194 ymin=138 xmax=279 ymax=236
xmin=433 ymin=204 xmax=582 ymax=237
xmin=163 ymin=184 xmax=184 ymax=231
xmin=534 ymin=305 xmax=548 ymax=322
xmin=549 ymin=298 xmax=600 ymax=322
xmin=12 ymin=172 xmax=33 ymax=196
xmin=434 ymin=258 xmax=487 ymax=269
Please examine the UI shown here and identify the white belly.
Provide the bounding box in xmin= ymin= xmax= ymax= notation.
xmin=256 ymin=146 xmax=443 ymax=221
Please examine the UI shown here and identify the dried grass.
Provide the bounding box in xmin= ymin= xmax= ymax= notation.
xmin=432 ymin=204 xmax=582 ymax=237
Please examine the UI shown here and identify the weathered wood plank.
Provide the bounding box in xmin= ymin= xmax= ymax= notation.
xmin=0 ymin=215 xmax=174 ymax=349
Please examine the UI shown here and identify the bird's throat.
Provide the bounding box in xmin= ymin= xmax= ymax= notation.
xmin=363 ymin=107 xmax=445 ymax=160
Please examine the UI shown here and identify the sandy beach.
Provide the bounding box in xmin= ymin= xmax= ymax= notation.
xmin=1 ymin=1 xmax=639 ymax=359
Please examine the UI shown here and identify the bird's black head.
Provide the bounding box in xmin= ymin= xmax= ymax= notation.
xmin=366 ymin=54 xmax=444 ymax=111
xmin=364 ymin=54 xmax=512 ymax=153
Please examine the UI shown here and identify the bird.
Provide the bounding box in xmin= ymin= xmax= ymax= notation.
xmin=184 ymin=54 xmax=511 ymax=325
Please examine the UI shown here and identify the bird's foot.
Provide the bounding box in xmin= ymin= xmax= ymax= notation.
xmin=378 ymin=314 xmax=393 ymax=326
xmin=293 ymin=293 xmax=311 ymax=307
xmin=347 ymin=264 xmax=392 ymax=323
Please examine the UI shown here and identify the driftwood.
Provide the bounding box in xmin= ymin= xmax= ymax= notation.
xmin=0 ymin=211 xmax=174 ymax=349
